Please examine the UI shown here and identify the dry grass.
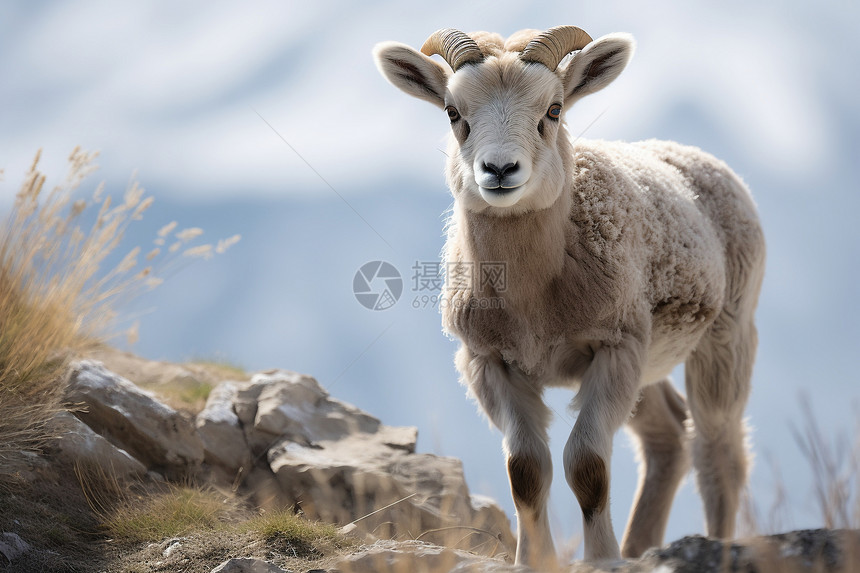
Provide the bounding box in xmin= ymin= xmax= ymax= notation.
xmin=73 ymin=458 xmax=350 ymax=558
xmin=244 ymin=508 xmax=355 ymax=559
xmin=1 ymin=460 xmax=354 ymax=572
xmin=101 ymin=486 xmax=229 ymax=543
xmin=147 ymin=358 xmax=246 ymax=411
xmin=76 ymin=464 xmax=218 ymax=541
xmin=147 ymin=377 xmax=216 ymax=412
xmin=187 ymin=357 xmax=247 ymax=380
xmin=74 ymin=457 xmax=230 ymax=544
xmin=742 ymin=396 xmax=860 ymax=537
xmin=736 ymin=397 xmax=860 ymax=573
xmin=791 ymin=397 xmax=860 ymax=530
xmin=0 ymin=468 xmax=107 ymax=572
xmin=0 ymin=148 xmax=239 ymax=474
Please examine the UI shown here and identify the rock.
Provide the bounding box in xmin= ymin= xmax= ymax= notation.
xmin=60 ymin=361 xmax=512 ymax=560
xmin=642 ymin=529 xmax=860 ymax=573
xmin=210 ymin=557 xmax=291 ymax=572
xmin=197 ymin=370 xmax=414 ymax=471
xmin=162 ymin=539 xmax=182 ymax=558
xmin=268 ymin=432 xmax=514 ymax=556
xmin=268 ymin=434 xmax=409 ymax=524
xmin=647 ymin=535 xmax=739 ymax=572
xmin=0 ymin=532 xmax=30 ymax=564
xmin=766 ymin=529 xmax=858 ymax=572
xmin=196 ymin=381 xmax=252 ymax=472
xmin=241 ymin=466 xmax=284 ymax=511
xmin=377 ymin=424 xmax=418 ymax=453
xmin=47 ymin=411 xmax=146 ymax=479
xmin=232 ymin=377 xmax=265 ymax=428
xmin=229 ymin=369 xmax=416 ymax=461
xmin=64 ymin=360 xmax=204 ymax=479
xmin=469 ymin=494 xmax=515 ymax=547
xmin=232 ymin=377 xmax=273 ymax=457
xmin=252 ymin=370 xmax=380 ymax=442
xmin=330 ymin=540 xmax=526 ymax=573
xmin=215 ymin=370 xmax=513 ymax=556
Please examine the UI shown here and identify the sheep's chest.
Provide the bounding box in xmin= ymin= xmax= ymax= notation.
xmin=441 ymin=285 xmax=532 ymax=364
xmin=441 ymin=262 xmax=617 ymax=377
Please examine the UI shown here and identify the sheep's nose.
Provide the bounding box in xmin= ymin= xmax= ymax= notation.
xmin=482 ymin=161 xmax=519 ymax=180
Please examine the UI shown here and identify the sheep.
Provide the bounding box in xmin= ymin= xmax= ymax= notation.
xmin=373 ymin=26 xmax=765 ymax=568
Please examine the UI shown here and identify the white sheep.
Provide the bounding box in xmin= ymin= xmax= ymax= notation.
xmin=374 ymin=26 xmax=765 ymax=568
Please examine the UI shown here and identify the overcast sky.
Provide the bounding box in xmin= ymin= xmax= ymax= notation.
xmin=2 ymin=0 xmax=858 ymax=557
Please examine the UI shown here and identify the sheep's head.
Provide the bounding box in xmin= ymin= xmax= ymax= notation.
xmin=374 ymin=26 xmax=634 ymax=214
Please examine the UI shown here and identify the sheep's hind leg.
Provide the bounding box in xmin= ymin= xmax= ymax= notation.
xmin=685 ymin=311 xmax=756 ymax=539
xmin=564 ymin=337 xmax=643 ymax=561
xmin=456 ymin=348 xmax=555 ymax=570
xmin=621 ymin=379 xmax=691 ymax=557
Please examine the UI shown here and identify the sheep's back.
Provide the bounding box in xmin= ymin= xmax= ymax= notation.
xmin=568 ymin=139 xmax=762 ymax=364
xmin=634 ymin=140 xmax=766 ymax=310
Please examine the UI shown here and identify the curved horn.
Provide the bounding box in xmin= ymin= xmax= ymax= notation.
xmin=520 ymin=26 xmax=593 ymax=71
xmin=421 ymin=28 xmax=484 ymax=71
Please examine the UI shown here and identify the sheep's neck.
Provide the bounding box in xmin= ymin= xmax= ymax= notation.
xmin=457 ymin=195 xmax=570 ymax=302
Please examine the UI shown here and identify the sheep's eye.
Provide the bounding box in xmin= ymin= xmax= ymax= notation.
xmin=445 ymin=105 xmax=461 ymax=122
xmin=546 ymin=103 xmax=562 ymax=120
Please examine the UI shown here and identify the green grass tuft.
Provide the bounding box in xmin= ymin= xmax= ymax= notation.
xmin=248 ymin=510 xmax=339 ymax=541
xmin=188 ymin=357 xmax=247 ymax=380
xmin=244 ymin=509 xmax=354 ymax=558
xmin=102 ymin=486 xmax=227 ymax=543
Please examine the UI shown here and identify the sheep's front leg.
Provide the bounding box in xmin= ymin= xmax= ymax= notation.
xmin=456 ymin=348 xmax=555 ymax=570
xmin=564 ymin=338 xmax=643 ymax=561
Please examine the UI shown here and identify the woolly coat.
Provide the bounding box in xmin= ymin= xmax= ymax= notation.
xmin=442 ymin=138 xmax=765 ymax=388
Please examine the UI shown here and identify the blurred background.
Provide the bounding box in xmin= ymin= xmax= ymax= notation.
xmin=1 ymin=0 xmax=858 ymax=556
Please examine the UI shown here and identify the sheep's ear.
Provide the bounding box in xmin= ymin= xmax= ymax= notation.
xmin=374 ymin=42 xmax=450 ymax=109
xmin=562 ymin=33 xmax=634 ymax=108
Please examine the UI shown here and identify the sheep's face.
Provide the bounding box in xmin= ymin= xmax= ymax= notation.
xmin=443 ymin=54 xmax=567 ymax=214
xmin=375 ymin=29 xmax=634 ymax=215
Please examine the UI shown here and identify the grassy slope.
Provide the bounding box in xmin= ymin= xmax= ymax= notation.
xmin=1 ymin=433 xmax=355 ymax=573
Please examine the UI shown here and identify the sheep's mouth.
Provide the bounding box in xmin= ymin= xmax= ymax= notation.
xmin=479 ymin=185 xmax=526 ymax=208
xmin=481 ymin=184 xmax=521 ymax=193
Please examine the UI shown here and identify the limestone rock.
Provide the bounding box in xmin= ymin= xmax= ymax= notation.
xmin=196 ymin=381 xmax=251 ymax=472
xmin=229 ymin=371 xmax=512 ymax=556
xmin=241 ymin=466 xmax=284 ymax=510
xmin=64 ymin=360 xmax=204 ymax=478
xmin=268 ymin=433 xmax=514 ymax=557
xmin=60 ymin=361 xmax=513 ymax=560
xmin=210 ymin=557 xmax=291 ymax=572
xmin=47 ymin=411 xmax=146 ymax=479
xmin=377 ymin=424 xmax=418 ymax=453
xmin=469 ymin=494 xmax=515 ymax=547
xmin=0 ymin=532 xmax=30 ymax=564
xmin=230 ymin=369 xmax=416 ymax=459
xmin=162 ymin=539 xmax=183 ymax=558
xmin=253 ymin=370 xmax=380 ymax=442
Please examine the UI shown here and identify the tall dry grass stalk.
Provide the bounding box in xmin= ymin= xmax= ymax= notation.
xmin=0 ymin=148 xmax=238 ymax=469
xmin=791 ymin=397 xmax=860 ymax=530
xmin=741 ymin=395 xmax=860 ymax=538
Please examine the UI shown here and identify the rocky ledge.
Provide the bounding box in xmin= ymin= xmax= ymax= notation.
xmin=2 ymin=356 xmax=857 ymax=572
xmin=58 ymin=359 xmax=515 ymax=556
